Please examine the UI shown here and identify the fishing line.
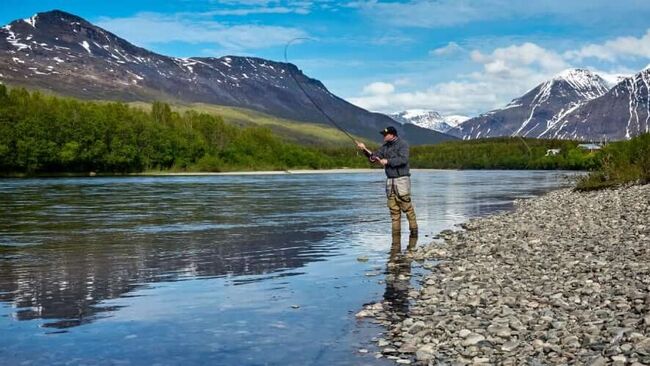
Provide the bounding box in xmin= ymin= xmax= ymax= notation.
xmin=285 ymin=38 xmax=530 ymax=165
xmin=513 ymin=133 xmax=533 ymax=166
xmin=283 ymin=38 xmax=357 ymax=144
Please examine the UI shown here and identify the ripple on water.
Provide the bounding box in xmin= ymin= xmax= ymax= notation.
xmin=0 ymin=171 xmax=574 ymax=365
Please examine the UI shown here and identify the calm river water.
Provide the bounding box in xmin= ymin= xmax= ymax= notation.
xmin=0 ymin=170 xmax=575 ymax=365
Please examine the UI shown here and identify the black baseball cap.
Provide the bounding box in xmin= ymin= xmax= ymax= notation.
xmin=380 ymin=126 xmax=398 ymax=136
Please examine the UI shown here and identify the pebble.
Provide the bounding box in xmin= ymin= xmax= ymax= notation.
xmin=359 ymin=184 xmax=650 ymax=365
xmin=459 ymin=329 xmax=472 ymax=338
xmin=462 ymin=334 xmax=485 ymax=346
xmin=415 ymin=344 xmax=436 ymax=362
xmin=501 ymin=340 xmax=519 ymax=352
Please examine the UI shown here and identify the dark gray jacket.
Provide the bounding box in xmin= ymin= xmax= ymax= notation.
xmin=375 ymin=138 xmax=410 ymax=178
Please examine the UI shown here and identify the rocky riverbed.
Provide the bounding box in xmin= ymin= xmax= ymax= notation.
xmin=359 ymin=184 xmax=650 ymax=365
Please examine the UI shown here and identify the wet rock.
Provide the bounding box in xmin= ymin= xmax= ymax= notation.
xmin=407 ymin=321 xmax=426 ymax=334
xmin=355 ymin=310 xmax=373 ymax=318
xmin=377 ymin=339 xmax=390 ymax=347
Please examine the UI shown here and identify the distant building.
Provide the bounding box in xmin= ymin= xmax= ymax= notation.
xmin=545 ymin=149 xmax=561 ymax=156
xmin=577 ymin=143 xmax=603 ymax=152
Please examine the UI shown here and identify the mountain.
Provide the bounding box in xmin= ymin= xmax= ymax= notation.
xmin=0 ymin=10 xmax=454 ymax=145
xmin=390 ymin=109 xmax=469 ymax=133
xmin=537 ymin=66 xmax=650 ymax=140
xmin=449 ymin=69 xmax=610 ymax=140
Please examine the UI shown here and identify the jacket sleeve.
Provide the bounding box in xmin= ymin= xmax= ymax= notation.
xmin=387 ymin=141 xmax=409 ymax=167
xmin=375 ymin=145 xmax=386 ymax=159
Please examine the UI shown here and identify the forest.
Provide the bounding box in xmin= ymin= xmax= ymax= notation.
xmin=1 ymin=85 xmax=647 ymax=189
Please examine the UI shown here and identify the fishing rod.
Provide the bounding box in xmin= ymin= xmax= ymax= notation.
xmin=283 ymin=38 xmax=361 ymax=147
xmin=285 ymin=38 xmax=531 ymax=164
xmin=512 ymin=132 xmax=533 ymax=166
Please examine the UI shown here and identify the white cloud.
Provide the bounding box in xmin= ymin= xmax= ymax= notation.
xmin=362 ymin=81 xmax=395 ymax=95
xmin=430 ymin=42 xmax=464 ymax=56
xmin=565 ymin=29 xmax=650 ymax=62
xmin=349 ymin=42 xmax=572 ymax=115
xmin=350 ymin=0 xmax=650 ymax=29
xmin=95 ymin=12 xmax=306 ymax=51
xmin=207 ymin=7 xmax=308 ymax=15
xmin=201 ymin=0 xmax=313 ymax=15
xmin=471 ymin=42 xmax=568 ymax=79
xmin=349 ymin=80 xmax=498 ymax=115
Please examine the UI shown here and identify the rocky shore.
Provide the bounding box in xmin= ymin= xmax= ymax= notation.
xmin=360 ymin=184 xmax=650 ymax=365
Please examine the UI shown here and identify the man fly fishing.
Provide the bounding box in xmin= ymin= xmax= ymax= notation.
xmin=284 ymin=39 xmax=418 ymax=238
xmin=356 ymin=126 xmax=418 ymax=238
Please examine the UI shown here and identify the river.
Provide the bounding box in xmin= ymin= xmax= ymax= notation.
xmin=0 ymin=170 xmax=575 ymax=365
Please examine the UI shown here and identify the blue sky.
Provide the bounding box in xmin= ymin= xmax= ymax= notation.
xmin=2 ymin=0 xmax=650 ymax=116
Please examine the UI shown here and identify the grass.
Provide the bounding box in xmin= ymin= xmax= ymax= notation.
xmin=127 ymin=101 xmax=370 ymax=147
xmin=576 ymin=133 xmax=650 ymax=190
xmin=410 ymin=137 xmax=600 ymax=170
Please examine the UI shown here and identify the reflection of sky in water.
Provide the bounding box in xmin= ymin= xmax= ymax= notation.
xmin=0 ymin=170 xmax=576 ymax=365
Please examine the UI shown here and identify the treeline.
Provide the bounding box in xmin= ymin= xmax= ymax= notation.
xmin=410 ymin=138 xmax=600 ymax=170
xmin=576 ymin=132 xmax=650 ymax=190
xmin=0 ymin=85 xmax=629 ymax=177
xmin=0 ymin=86 xmax=366 ymax=174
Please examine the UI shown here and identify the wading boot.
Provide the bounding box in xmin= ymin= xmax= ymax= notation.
xmin=406 ymin=235 xmax=418 ymax=252
xmin=409 ymin=227 xmax=418 ymax=238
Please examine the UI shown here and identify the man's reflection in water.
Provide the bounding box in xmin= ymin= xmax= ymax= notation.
xmin=382 ymin=234 xmax=418 ymax=321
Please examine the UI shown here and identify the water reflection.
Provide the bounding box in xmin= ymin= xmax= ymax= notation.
xmin=0 ymin=228 xmax=329 ymax=328
xmin=382 ymin=234 xmax=417 ymax=321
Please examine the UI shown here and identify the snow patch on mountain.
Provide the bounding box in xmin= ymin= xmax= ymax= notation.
xmin=23 ymin=15 xmax=38 ymax=28
xmin=80 ymin=41 xmax=91 ymax=54
xmin=553 ymin=68 xmax=610 ymax=99
xmin=444 ymin=115 xmax=470 ymax=127
xmin=391 ymin=109 xmax=468 ymax=133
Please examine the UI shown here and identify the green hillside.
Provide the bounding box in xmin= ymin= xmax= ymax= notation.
xmin=0 ymin=86 xmax=369 ymax=175
xmin=127 ymin=101 xmax=363 ymax=147
xmin=4 ymin=84 xmax=640 ymax=180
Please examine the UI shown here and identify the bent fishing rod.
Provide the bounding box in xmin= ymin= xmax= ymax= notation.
xmin=284 ymin=39 xmax=532 ymax=163
xmin=284 ymin=38 xmax=378 ymax=160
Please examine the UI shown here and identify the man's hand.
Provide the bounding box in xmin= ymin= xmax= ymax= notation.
xmin=355 ymin=141 xmax=366 ymax=150
xmin=379 ymin=158 xmax=388 ymax=166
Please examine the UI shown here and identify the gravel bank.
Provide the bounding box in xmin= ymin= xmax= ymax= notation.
xmin=364 ymin=184 xmax=650 ymax=365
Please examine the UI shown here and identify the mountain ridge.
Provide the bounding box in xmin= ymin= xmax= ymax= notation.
xmin=0 ymin=10 xmax=454 ymax=145
xmin=448 ymin=68 xmax=613 ymax=140
xmin=390 ymin=109 xmax=469 ymax=133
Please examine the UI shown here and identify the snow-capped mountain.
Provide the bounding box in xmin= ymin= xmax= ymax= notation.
xmin=390 ymin=109 xmax=469 ymax=133
xmin=539 ymin=66 xmax=650 ymax=140
xmin=443 ymin=115 xmax=471 ymax=128
xmin=448 ymin=69 xmax=610 ymax=140
xmin=0 ymin=10 xmax=454 ymax=145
